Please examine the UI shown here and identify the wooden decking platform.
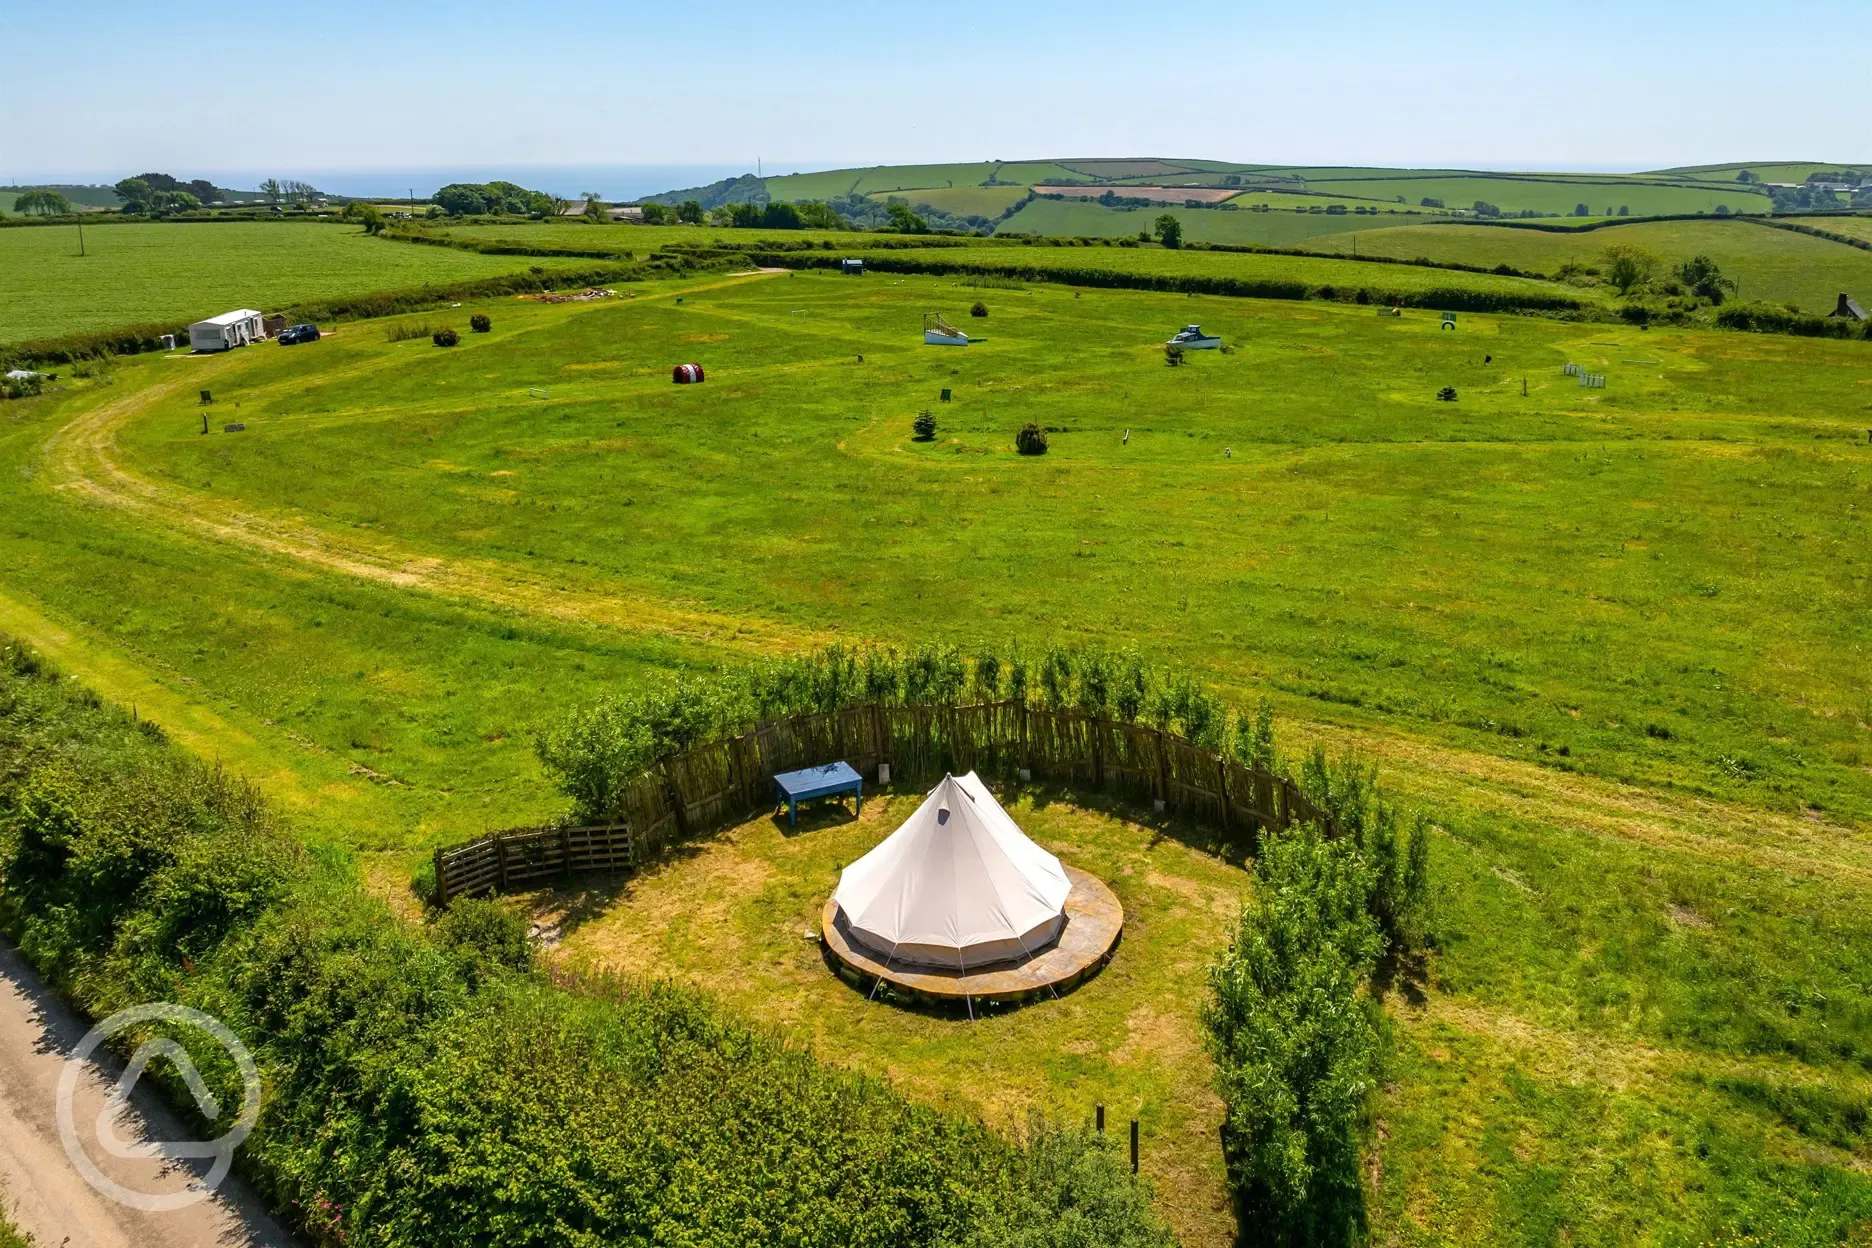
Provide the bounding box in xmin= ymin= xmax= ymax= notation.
xmin=820 ymin=865 xmax=1123 ymax=1005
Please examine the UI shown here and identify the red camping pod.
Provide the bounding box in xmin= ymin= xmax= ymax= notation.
xmin=672 ymin=363 xmax=706 ymax=384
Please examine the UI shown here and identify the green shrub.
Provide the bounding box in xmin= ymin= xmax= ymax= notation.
xmin=948 ymin=1121 xmax=1176 ymax=1248
xmin=1016 ymin=422 xmax=1049 ymax=455
xmin=430 ymin=896 xmax=533 ymax=982
xmin=432 ymin=327 xmax=460 ymax=347
xmin=970 ymin=301 xmax=989 ymax=318
xmin=1203 ymin=822 xmax=1382 ymax=1241
xmin=468 ymin=314 xmax=491 ymax=333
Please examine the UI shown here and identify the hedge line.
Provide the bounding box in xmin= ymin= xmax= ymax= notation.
xmin=538 ymin=643 xmax=1254 ymax=823
xmin=0 ymin=259 xmax=701 ymax=370
xmin=747 ymin=250 xmax=1592 ymax=316
xmin=1713 ymin=301 xmax=1872 ymax=338
xmin=0 ymin=639 xmax=1172 ymax=1248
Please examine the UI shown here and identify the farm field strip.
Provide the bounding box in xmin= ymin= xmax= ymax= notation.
xmin=1296 ymin=216 xmax=1872 ymax=311
xmin=0 ymin=221 xmax=609 ymax=343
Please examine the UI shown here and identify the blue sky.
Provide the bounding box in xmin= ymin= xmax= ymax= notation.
xmin=7 ymin=0 xmax=1868 ymax=190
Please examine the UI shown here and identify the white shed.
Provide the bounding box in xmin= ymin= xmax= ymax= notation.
xmin=189 ymin=309 xmax=266 ymax=353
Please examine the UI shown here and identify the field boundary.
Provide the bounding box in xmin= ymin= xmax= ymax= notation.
xmin=434 ymin=700 xmax=1330 ymax=903
xmin=745 ymin=248 xmax=1594 ymax=315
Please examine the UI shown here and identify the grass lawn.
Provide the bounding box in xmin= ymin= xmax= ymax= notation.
xmin=546 ymin=789 xmax=1252 ymax=1248
xmin=1299 ymin=217 xmax=1872 ymax=311
xmin=4 ymin=268 xmax=1871 ymax=1243
xmin=0 ymin=221 xmax=605 ymax=344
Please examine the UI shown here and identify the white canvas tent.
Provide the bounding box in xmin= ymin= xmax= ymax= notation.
xmin=833 ymin=772 xmax=1072 ymax=970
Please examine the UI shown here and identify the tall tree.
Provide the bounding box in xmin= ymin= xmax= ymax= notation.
xmin=1153 ymin=213 xmax=1182 ymax=248
xmin=14 ymin=189 xmax=72 ymax=216
xmin=259 ymin=178 xmax=283 ymax=208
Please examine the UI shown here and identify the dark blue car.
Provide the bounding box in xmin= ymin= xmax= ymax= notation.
xmin=278 ymin=323 xmax=320 ymax=345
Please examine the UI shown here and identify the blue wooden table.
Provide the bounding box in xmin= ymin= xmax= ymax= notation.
xmin=773 ymin=762 xmax=863 ymax=827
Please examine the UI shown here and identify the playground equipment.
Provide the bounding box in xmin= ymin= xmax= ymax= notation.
xmin=1166 ymin=324 xmax=1222 ymax=349
xmin=1440 ymin=313 xmax=1458 ymax=331
xmin=924 ymin=313 xmax=970 ymax=346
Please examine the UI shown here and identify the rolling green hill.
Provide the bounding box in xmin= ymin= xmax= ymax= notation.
xmin=741 ymin=159 xmax=1783 ymax=216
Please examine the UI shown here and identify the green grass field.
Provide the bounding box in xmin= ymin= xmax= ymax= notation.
xmin=1652 ymin=161 xmax=1870 ymax=184
xmin=0 ymin=221 xmax=604 ymax=343
xmin=881 ymin=239 xmax=1605 ymax=303
xmin=6 ymin=261 xmax=1872 ymax=1245
xmin=1292 ymin=173 xmax=1771 ymax=217
xmin=1298 ymin=217 xmax=1872 ymax=310
xmin=1811 ymin=216 xmax=1872 ymax=244
xmin=999 ymin=197 xmax=1434 ymax=246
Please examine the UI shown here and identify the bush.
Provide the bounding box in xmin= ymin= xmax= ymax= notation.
xmin=1016 ymin=422 xmax=1049 ymax=455
xmin=469 ymin=313 xmax=491 ymax=333
xmin=1437 ymin=386 xmax=1456 ymax=401
xmin=431 ymin=897 xmax=533 ymax=982
xmin=3 ymin=374 xmax=43 ymax=400
xmin=432 ymin=327 xmax=460 ymax=347
xmin=913 ymin=410 xmax=937 ymax=441
xmin=970 ymin=301 xmax=989 ymax=318
xmin=1203 ymin=823 xmax=1383 ymax=1240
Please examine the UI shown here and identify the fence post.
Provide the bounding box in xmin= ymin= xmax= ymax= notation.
xmin=660 ymin=758 xmax=690 ymax=838
xmin=494 ymin=833 xmax=510 ymax=892
xmin=433 ymin=847 xmax=449 ymax=906
xmin=559 ymin=825 xmax=574 ymax=880
xmin=1130 ymin=1119 xmax=1139 ymax=1174
xmin=1091 ymin=716 xmax=1105 ymax=790
xmin=1145 ymin=725 xmax=1160 ymax=804
xmin=1216 ymin=757 xmax=1230 ymax=832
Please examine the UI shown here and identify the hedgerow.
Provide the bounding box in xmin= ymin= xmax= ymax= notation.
xmin=1202 ymin=752 xmax=1432 ymax=1244
xmin=746 ymin=250 xmax=1589 ymax=316
xmin=0 ymin=639 xmax=1171 ymax=1247
xmin=537 ymin=643 xmax=1250 ymax=824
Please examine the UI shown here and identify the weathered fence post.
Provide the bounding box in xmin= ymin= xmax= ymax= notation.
xmin=494 ymin=833 xmax=510 ymax=892
xmin=433 ymin=847 xmax=449 ymax=906
xmin=1091 ymin=716 xmax=1105 ymax=790
xmin=1216 ymin=757 xmax=1230 ymax=832
xmin=559 ymin=825 xmax=574 ymax=880
xmin=1145 ymin=733 xmax=1160 ymax=812
xmin=660 ymin=758 xmax=689 ymax=838
xmin=1130 ymin=1119 xmax=1140 ymax=1174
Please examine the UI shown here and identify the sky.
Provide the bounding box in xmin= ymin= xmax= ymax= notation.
xmin=6 ymin=0 xmax=1869 ymax=195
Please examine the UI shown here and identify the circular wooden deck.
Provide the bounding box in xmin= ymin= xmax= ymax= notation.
xmin=820 ymin=865 xmax=1123 ymax=1006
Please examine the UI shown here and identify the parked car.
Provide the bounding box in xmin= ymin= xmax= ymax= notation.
xmin=278 ymin=323 xmax=321 ymax=346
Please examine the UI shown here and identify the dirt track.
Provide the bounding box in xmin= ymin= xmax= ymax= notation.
xmin=0 ymin=940 xmax=297 ymax=1247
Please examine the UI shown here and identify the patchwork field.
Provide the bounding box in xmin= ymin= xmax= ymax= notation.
xmin=1299 ymin=216 xmax=1872 ymax=310
xmin=0 ymin=221 xmax=602 ymax=343
xmin=1290 ymin=173 xmax=1770 ymax=217
xmin=5 ymin=264 xmax=1871 ymax=1244
xmin=999 ymin=197 xmax=1430 ymax=245
xmin=865 ymin=184 xmax=1033 ymax=218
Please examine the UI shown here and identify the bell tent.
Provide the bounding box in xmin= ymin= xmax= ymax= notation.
xmin=832 ymin=772 xmax=1072 ymax=970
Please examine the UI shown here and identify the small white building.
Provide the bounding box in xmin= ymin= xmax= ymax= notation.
xmin=189 ymin=309 xmax=265 ymax=353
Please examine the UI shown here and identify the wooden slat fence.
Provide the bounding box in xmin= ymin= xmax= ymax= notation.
xmin=434 ymin=701 xmax=1339 ymax=905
